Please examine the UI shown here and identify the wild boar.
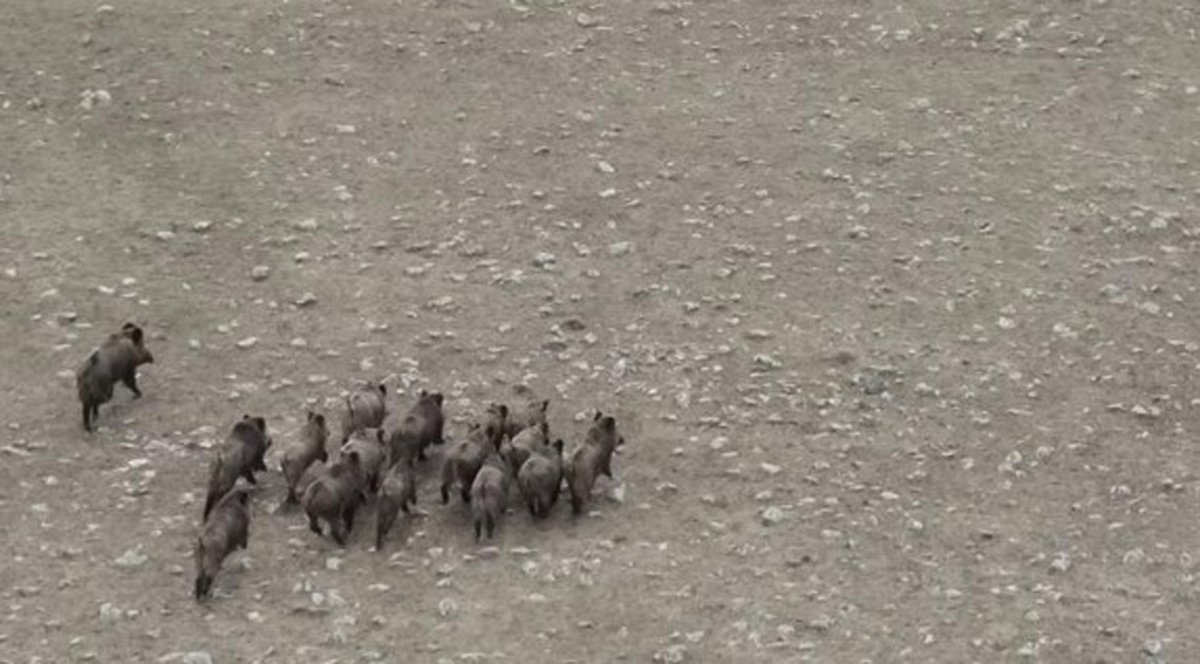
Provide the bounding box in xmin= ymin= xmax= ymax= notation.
xmin=340 ymin=427 xmax=388 ymax=495
xmin=517 ymin=439 xmax=564 ymax=519
xmin=439 ymin=421 xmax=499 ymax=505
xmin=503 ymin=398 xmax=549 ymax=440
xmin=302 ymin=451 xmax=367 ymax=546
xmin=282 ymin=411 xmax=329 ymax=504
xmin=504 ymin=421 xmax=549 ymax=476
xmin=564 ymin=412 xmax=625 ymax=515
xmin=340 ymin=382 xmax=387 ymax=443
xmin=480 ymin=402 xmax=508 ymax=449
xmin=374 ymin=463 xmax=418 ymax=550
xmin=194 ymin=488 xmax=250 ymax=601
xmin=203 ymin=416 xmax=271 ymax=520
xmin=76 ymin=322 xmax=155 ymax=432
xmin=470 ymin=451 xmax=511 ymax=541
xmin=381 ymin=389 xmax=445 ymax=468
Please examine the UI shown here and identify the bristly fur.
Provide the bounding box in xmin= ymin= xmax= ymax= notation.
xmin=76 ymin=322 xmax=154 ymax=432
xmin=564 ymin=412 xmax=625 ymax=515
xmin=194 ymin=489 xmax=250 ymax=602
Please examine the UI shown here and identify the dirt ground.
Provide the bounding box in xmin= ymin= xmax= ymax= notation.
xmin=1 ymin=0 xmax=1199 ymax=662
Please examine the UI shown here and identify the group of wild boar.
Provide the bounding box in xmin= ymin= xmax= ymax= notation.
xmin=75 ymin=323 xmax=627 ymax=602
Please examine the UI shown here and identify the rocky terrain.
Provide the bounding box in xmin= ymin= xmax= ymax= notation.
xmin=1 ymin=0 xmax=1199 ymax=662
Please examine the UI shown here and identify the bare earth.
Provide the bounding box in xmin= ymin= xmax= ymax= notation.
xmin=2 ymin=1 xmax=1199 ymax=662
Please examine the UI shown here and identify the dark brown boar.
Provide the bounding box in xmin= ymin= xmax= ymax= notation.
xmin=480 ymin=402 xmax=508 ymax=449
xmin=470 ymin=451 xmax=511 ymax=541
xmin=203 ymin=416 xmax=271 ymax=519
xmin=439 ymin=421 xmax=499 ymax=505
xmin=302 ymin=451 xmax=367 ymax=546
xmin=76 ymin=322 xmax=155 ymax=432
xmin=374 ymin=462 xmax=418 ymax=550
xmin=381 ymin=389 xmax=445 ymax=468
xmin=339 ymin=427 xmax=388 ymax=495
xmin=503 ymin=398 xmax=549 ymax=440
xmin=282 ymin=411 xmax=329 ymax=504
xmin=517 ymin=439 xmax=564 ymax=519
xmin=564 ymin=412 xmax=625 ymax=515
xmin=194 ymin=488 xmax=250 ymax=601
xmin=504 ymin=421 xmax=549 ymax=476
xmin=340 ymin=382 xmax=387 ymax=444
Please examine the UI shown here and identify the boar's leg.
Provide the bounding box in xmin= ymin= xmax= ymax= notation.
xmin=122 ymin=370 xmax=142 ymax=398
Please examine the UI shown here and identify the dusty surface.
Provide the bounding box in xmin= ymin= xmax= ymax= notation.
xmin=1 ymin=0 xmax=1199 ymax=662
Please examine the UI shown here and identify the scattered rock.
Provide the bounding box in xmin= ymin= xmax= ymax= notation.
xmin=653 ymin=644 xmax=688 ymax=663
xmin=761 ymin=506 xmax=785 ymax=526
xmin=250 ymin=266 xmax=271 ymax=281
xmin=98 ymin=603 xmax=122 ymax=622
xmin=859 ymin=371 xmax=887 ymax=395
xmin=752 ymin=354 xmax=782 ymax=370
xmin=114 ymin=549 xmax=148 ymax=569
xmin=608 ymin=241 xmax=634 ymax=256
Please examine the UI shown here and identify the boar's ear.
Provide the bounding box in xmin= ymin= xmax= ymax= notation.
xmin=236 ymin=490 xmax=250 ymax=505
xmin=553 ymin=439 xmax=564 ymax=453
xmin=346 ymin=450 xmax=361 ymax=466
xmin=379 ymin=384 xmax=388 ymax=396
xmin=419 ymin=388 xmax=427 ymax=397
xmin=376 ymin=428 xmax=385 ymax=444
xmin=307 ymin=410 xmax=315 ymax=422
xmin=540 ymin=399 xmax=550 ymax=413
xmin=314 ymin=413 xmax=326 ymax=427
xmin=433 ymin=393 xmax=444 ymax=406
xmin=602 ymin=416 xmax=616 ymax=433
xmin=254 ymin=417 xmax=267 ymax=433
xmin=122 ymin=324 xmax=144 ymax=345
xmin=593 ymin=410 xmax=603 ymax=421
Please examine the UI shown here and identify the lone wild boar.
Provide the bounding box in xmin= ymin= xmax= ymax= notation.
xmin=340 ymin=382 xmax=387 ymax=443
xmin=194 ymin=488 xmax=250 ymax=602
xmin=76 ymin=322 xmax=155 ymax=432
xmin=518 ymin=439 xmax=564 ymax=518
xmin=282 ymin=411 xmax=329 ymax=504
xmin=471 ymin=451 xmax=511 ymax=541
xmin=564 ymin=412 xmax=625 ymax=515
xmin=374 ymin=463 xmax=418 ymax=550
xmin=302 ymin=451 xmax=367 ymax=546
xmin=204 ymin=416 xmax=271 ymax=519
xmin=381 ymin=389 xmax=445 ymax=467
